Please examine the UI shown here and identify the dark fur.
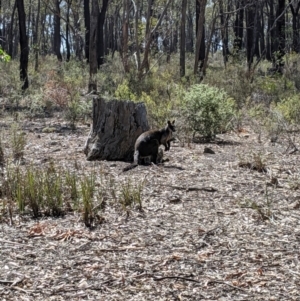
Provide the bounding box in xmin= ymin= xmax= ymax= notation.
xmin=123 ymin=120 xmax=176 ymax=172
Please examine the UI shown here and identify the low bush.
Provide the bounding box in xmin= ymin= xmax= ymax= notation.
xmin=275 ymin=94 xmax=300 ymax=126
xmin=182 ymin=84 xmax=236 ymax=140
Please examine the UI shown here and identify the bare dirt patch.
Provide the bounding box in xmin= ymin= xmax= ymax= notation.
xmin=0 ymin=116 xmax=300 ymax=300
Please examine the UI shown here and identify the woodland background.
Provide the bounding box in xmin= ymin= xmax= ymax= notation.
xmin=0 ymin=1 xmax=300 ymax=300
xmin=0 ymin=0 xmax=300 ymax=221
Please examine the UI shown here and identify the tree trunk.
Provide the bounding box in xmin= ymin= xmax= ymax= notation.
xmin=186 ymin=2 xmax=193 ymax=53
xmin=134 ymin=0 xmax=141 ymax=70
xmin=97 ymin=0 xmax=109 ymax=67
xmin=121 ymin=0 xmax=130 ymax=72
xmin=66 ymin=0 xmax=71 ymax=61
xmin=274 ymin=0 xmax=285 ymax=72
xmin=88 ymin=0 xmax=99 ymax=93
xmin=290 ymin=1 xmax=300 ymax=53
xmin=13 ymin=17 xmax=19 ymax=58
xmin=73 ymin=3 xmax=83 ymax=60
xmin=84 ymin=0 xmax=90 ymax=62
xmin=202 ymin=2 xmax=217 ymax=75
xmin=84 ymin=98 xmax=149 ymax=162
xmin=53 ymin=0 xmax=62 ymax=61
xmin=138 ymin=0 xmax=172 ymax=78
xmin=219 ymin=0 xmax=230 ymax=64
xmin=171 ymin=20 xmax=178 ymax=53
xmin=0 ymin=0 xmax=2 ymax=49
xmin=194 ymin=0 xmax=207 ymax=75
xmin=33 ymin=0 xmax=40 ymax=71
xmin=268 ymin=0 xmax=276 ymax=62
xmin=27 ymin=0 xmax=31 ymax=43
xmin=259 ymin=4 xmax=265 ymax=58
xmin=245 ymin=1 xmax=258 ymax=71
xmin=8 ymin=0 xmax=17 ymax=58
xmin=16 ymin=0 xmax=29 ymax=90
xmin=233 ymin=0 xmax=244 ymax=51
xmin=180 ymin=0 xmax=187 ymax=77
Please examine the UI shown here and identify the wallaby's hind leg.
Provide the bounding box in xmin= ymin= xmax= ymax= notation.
xmin=152 ymin=153 xmax=158 ymax=164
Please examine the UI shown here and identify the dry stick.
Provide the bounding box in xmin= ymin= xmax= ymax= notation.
xmin=0 ymin=238 xmax=35 ymax=248
xmin=96 ymin=246 xmax=144 ymax=252
xmin=153 ymin=275 xmax=200 ymax=283
xmin=6 ymin=286 xmax=33 ymax=293
xmin=159 ymin=184 xmax=217 ymax=192
xmin=152 ymin=275 xmax=249 ymax=293
xmin=0 ymin=280 xmax=14 ymax=284
xmin=208 ymin=280 xmax=249 ymax=293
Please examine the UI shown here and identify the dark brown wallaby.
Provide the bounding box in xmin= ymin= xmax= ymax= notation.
xmin=122 ymin=120 xmax=176 ymax=172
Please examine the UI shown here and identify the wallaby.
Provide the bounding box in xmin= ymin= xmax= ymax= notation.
xmin=123 ymin=120 xmax=176 ymax=172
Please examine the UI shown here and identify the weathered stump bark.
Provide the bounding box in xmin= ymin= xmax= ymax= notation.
xmin=84 ymin=98 xmax=149 ymax=161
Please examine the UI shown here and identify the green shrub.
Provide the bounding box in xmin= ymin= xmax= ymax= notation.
xmin=182 ymin=84 xmax=236 ymax=139
xmin=0 ymin=48 xmax=11 ymax=62
xmin=119 ymin=178 xmax=144 ymax=213
xmin=80 ymin=173 xmax=96 ymax=227
xmin=276 ymin=94 xmax=300 ymax=125
xmin=10 ymin=123 xmax=27 ymax=161
xmin=114 ymin=77 xmax=175 ymax=127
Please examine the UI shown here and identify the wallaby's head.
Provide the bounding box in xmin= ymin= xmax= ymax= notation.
xmin=167 ymin=120 xmax=176 ymax=132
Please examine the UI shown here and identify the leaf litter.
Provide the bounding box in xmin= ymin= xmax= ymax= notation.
xmin=0 ymin=116 xmax=299 ymax=300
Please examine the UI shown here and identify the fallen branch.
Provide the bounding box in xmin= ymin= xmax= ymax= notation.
xmin=153 ymin=275 xmax=200 ymax=283
xmin=208 ymin=280 xmax=250 ymax=293
xmin=159 ymin=184 xmax=217 ymax=192
xmin=0 ymin=238 xmax=34 ymax=248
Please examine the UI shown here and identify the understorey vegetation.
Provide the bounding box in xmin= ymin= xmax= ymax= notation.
xmin=1 ymin=50 xmax=300 ymax=226
xmin=0 ymin=134 xmax=145 ymax=226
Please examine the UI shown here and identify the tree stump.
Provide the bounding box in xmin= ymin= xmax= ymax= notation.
xmin=84 ymin=97 xmax=149 ymax=161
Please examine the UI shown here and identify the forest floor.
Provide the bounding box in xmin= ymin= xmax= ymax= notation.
xmin=0 ymin=114 xmax=300 ymax=301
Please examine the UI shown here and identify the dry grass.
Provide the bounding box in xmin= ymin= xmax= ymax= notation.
xmin=0 ymin=115 xmax=299 ymax=300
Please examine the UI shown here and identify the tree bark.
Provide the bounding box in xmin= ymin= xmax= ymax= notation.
xmin=267 ymin=0 xmax=276 ymax=61
xmin=84 ymin=98 xmax=149 ymax=162
xmin=289 ymin=1 xmax=300 ymax=53
xmin=65 ymin=0 xmax=71 ymax=61
xmin=53 ymin=0 xmax=62 ymax=61
xmin=202 ymin=2 xmax=217 ymax=75
xmin=259 ymin=4 xmax=265 ymax=58
xmin=33 ymin=0 xmax=40 ymax=71
xmin=97 ymin=0 xmax=109 ymax=67
xmin=138 ymin=0 xmax=172 ymax=78
xmin=233 ymin=0 xmax=244 ymax=51
xmin=194 ymin=0 xmax=207 ymax=75
xmin=180 ymin=0 xmax=187 ymax=77
xmin=274 ymin=0 xmax=285 ymax=72
xmin=16 ymin=0 xmax=29 ymax=90
xmin=245 ymin=1 xmax=258 ymax=71
xmin=88 ymin=0 xmax=99 ymax=93
xmin=8 ymin=0 xmax=17 ymax=58
xmin=186 ymin=2 xmax=193 ymax=53
xmin=133 ymin=0 xmax=141 ymax=70
xmin=84 ymin=0 xmax=90 ymax=62
xmin=121 ymin=0 xmax=130 ymax=72
xmin=219 ymin=0 xmax=231 ymax=64
xmin=73 ymin=2 xmax=83 ymax=60
xmin=0 ymin=0 xmax=2 ymax=49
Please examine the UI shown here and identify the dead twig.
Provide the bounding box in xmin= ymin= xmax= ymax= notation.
xmin=0 ymin=238 xmax=34 ymax=248
xmin=208 ymin=280 xmax=250 ymax=293
xmin=152 ymin=275 xmax=200 ymax=283
xmin=159 ymin=184 xmax=217 ymax=192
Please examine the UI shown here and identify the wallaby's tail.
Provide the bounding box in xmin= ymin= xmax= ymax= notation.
xmin=122 ymin=163 xmax=138 ymax=172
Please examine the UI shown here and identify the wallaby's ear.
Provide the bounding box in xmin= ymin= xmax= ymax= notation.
xmin=167 ymin=120 xmax=171 ymax=125
xmin=172 ymin=120 xmax=175 ymax=124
